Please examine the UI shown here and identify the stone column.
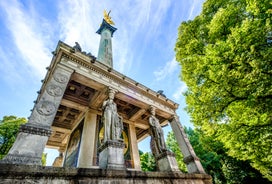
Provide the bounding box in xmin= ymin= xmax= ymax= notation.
xmin=128 ymin=123 xmax=141 ymax=170
xmin=77 ymin=110 xmax=97 ymax=168
xmin=96 ymin=19 xmax=117 ymax=68
xmin=1 ymin=65 xmax=73 ymax=165
xmin=170 ymin=115 xmax=206 ymax=174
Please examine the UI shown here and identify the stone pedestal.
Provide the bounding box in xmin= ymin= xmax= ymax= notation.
xmin=98 ymin=140 xmax=125 ymax=170
xmin=0 ymin=124 xmax=51 ymax=165
xmin=156 ymin=150 xmax=180 ymax=172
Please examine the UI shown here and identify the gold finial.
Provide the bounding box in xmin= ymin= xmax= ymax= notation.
xmin=103 ymin=10 xmax=115 ymax=25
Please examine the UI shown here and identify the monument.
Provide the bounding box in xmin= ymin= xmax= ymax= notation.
xmin=0 ymin=11 xmax=212 ymax=184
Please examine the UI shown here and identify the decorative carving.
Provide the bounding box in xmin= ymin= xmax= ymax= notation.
xmin=20 ymin=124 xmax=52 ymax=137
xmin=36 ymin=101 xmax=56 ymax=116
xmin=54 ymin=73 xmax=68 ymax=83
xmin=46 ymin=84 xmax=63 ymax=97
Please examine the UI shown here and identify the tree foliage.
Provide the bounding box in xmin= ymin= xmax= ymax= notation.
xmin=175 ymin=0 xmax=272 ymax=180
xmin=166 ymin=131 xmax=187 ymax=172
xmin=139 ymin=151 xmax=156 ymax=171
xmin=0 ymin=116 xmax=27 ymax=159
xmin=167 ymin=129 xmax=270 ymax=183
xmin=41 ymin=153 xmax=47 ymax=166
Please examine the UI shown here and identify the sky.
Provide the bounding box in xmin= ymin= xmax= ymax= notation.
xmin=0 ymin=0 xmax=205 ymax=165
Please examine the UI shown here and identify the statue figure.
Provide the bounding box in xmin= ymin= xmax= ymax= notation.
xmin=103 ymin=10 xmax=115 ymax=25
xmin=73 ymin=42 xmax=82 ymax=52
xmin=149 ymin=106 xmax=167 ymax=154
xmin=102 ymin=88 xmax=123 ymax=143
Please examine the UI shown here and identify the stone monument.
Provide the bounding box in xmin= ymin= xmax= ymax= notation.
xmin=99 ymin=88 xmax=125 ymax=169
xmin=149 ymin=105 xmax=179 ymax=171
xmin=0 ymin=10 xmax=212 ymax=184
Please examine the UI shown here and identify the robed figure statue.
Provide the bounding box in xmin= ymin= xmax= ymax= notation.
xmin=149 ymin=106 xmax=167 ymax=155
xmin=102 ymin=88 xmax=123 ymax=143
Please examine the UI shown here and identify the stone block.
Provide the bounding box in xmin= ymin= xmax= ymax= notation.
xmin=98 ymin=140 xmax=125 ymax=170
xmin=0 ymin=164 xmax=213 ymax=184
xmin=156 ymin=150 xmax=180 ymax=172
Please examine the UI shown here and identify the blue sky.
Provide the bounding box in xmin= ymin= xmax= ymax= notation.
xmin=0 ymin=0 xmax=204 ymax=165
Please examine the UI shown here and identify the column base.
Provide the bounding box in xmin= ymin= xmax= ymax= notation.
xmin=156 ymin=150 xmax=180 ymax=172
xmin=0 ymin=124 xmax=50 ymax=165
xmin=98 ymin=140 xmax=125 ymax=170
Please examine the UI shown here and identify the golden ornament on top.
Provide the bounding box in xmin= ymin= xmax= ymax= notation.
xmin=104 ymin=10 xmax=115 ymax=25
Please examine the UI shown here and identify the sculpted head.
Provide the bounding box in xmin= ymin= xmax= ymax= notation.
xmin=108 ymin=88 xmax=117 ymax=100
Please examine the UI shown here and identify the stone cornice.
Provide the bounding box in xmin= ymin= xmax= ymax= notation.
xmin=54 ymin=41 xmax=178 ymax=111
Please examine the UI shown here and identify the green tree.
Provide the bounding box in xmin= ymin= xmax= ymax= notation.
xmin=139 ymin=151 xmax=156 ymax=171
xmin=175 ymin=0 xmax=272 ymax=180
xmin=184 ymin=128 xmax=225 ymax=183
xmin=166 ymin=131 xmax=187 ymax=172
xmin=167 ymin=129 xmax=270 ymax=183
xmin=41 ymin=153 xmax=47 ymax=166
xmin=0 ymin=116 xmax=27 ymax=159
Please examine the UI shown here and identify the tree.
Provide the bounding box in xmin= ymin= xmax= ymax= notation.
xmin=41 ymin=153 xmax=47 ymax=166
xmin=166 ymin=131 xmax=187 ymax=172
xmin=167 ymin=129 xmax=270 ymax=183
xmin=0 ymin=116 xmax=27 ymax=159
xmin=139 ymin=151 xmax=156 ymax=171
xmin=175 ymin=0 xmax=272 ymax=180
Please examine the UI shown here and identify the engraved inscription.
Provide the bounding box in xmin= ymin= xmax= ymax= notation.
xmin=47 ymin=84 xmax=63 ymax=97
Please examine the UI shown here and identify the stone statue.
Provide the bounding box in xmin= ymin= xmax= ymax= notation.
xmin=73 ymin=42 xmax=82 ymax=52
xmin=102 ymin=88 xmax=123 ymax=143
xmin=149 ymin=106 xmax=167 ymax=154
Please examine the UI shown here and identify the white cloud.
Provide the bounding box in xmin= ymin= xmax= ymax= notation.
xmin=55 ymin=0 xmax=174 ymax=75
xmin=153 ymin=58 xmax=178 ymax=81
xmin=173 ymin=82 xmax=187 ymax=100
xmin=57 ymin=0 xmax=101 ymax=56
xmin=0 ymin=0 xmax=52 ymax=78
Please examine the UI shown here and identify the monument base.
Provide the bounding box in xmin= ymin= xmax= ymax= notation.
xmin=156 ymin=150 xmax=180 ymax=172
xmin=98 ymin=140 xmax=125 ymax=170
xmin=0 ymin=164 xmax=212 ymax=184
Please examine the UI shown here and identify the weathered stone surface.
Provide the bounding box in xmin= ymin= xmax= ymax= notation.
xmin=1 ymin=65 xmax=73 ymax=165
xmin=98 ymin=140 xmax=125 ymax=170
xmin=170 ymin=116 xmax=206 ymax=174
xmin=0 ymin=164 xmax=212 ymax=184
xmin=156 ymin=151 xmax=180 ymax=172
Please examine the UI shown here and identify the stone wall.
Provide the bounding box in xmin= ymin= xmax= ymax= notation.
xmin=0 ymin=164 xmax=212 ymax=184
